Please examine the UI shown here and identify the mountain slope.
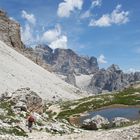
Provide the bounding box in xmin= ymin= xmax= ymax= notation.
xmin=0 ymin=40 xmax=84 ymax=101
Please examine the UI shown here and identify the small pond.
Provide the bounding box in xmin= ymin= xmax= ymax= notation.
xmin=80 ymin=107 xmax=140 ymax=123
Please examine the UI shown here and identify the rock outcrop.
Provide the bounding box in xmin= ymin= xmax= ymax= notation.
xmin=82 ymin=115 xmax=109 ymax=130
xmin=112 ymin=117 xmax=130 ymax=127
xmin=1 ymin=88 xmax=45 ymax=114
xmin=0 ymin=10 xmax=24 ymax=49
xmin=11 ymin=88 xmax=44 ymax=114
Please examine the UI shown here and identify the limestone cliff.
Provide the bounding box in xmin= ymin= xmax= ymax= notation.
xmin=0 ymin=10 xmax=24 ymax=49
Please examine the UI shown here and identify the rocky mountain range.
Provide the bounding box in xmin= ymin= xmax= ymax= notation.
xmin=23 ymin=44 xmax=99 ymax=75
xmin=0 ymin=9 xmax=140 ymax=94
xmin=23 ymin=44 xmax=140 ymax=94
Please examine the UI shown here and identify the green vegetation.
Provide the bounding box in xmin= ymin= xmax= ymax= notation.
xmin=0 ymin=126 xmax=27 ymax=137
xmin=0 ymin=101 xmax=15 ymax=116
xmin=45 ymin=110 xmax=57 ymax=120
xmin=0 ymin=101 xmax=21 ymax=124
xmin=0 ymin=101 xmax=28 ymax=137
xmin=57 ymin=87 xmax=140 ymax=119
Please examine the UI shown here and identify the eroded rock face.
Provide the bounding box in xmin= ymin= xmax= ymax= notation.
xmin=0 ymin=10 xmax=24 ymax=49
xmin=88 ymin=64 xmax=140 ymax=94
xmin=51 ymin=48 xmax=99 ymax=75
xmin=10 ymin=88 xmax=44 ymax=114
xmin=134 ymin=72 xmax=140 ymax=81
xmin=23 ymin=45 xmax=99 ymax=75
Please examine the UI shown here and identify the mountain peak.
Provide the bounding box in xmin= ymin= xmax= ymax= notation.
xmin=107 ymin=64 xmax=121 ymax=72
xmin=35 ymin=44 xmax=53 ymax=53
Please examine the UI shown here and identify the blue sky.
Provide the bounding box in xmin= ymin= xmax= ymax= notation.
xmin=0 ymin=0 xmax=140 ymax=71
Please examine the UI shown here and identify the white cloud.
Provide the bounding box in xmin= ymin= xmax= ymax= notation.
xmin=21 ymin=24 xmax=34 ymax=46
xmin=21 ymin=10 xmax=68 ymax=49
xmin=41 ymin=25 xmax=61 ymax=43
xmin=21 ymin=10 xmax=38 ymax=46
xmin=111 ymin=5 xmax=129 ymax=24
xmin=80 ymin=10 xmax=91 ymax=19
xmin=57 ymin=0 xmax=83 ymax=17
xmin=91 ymin=0 xmax=102 ymax=8
xmin=89 ymin=4 xmax=129 ymax=27
xmin=89 ymin=14 xmax=111 ymax=27
xmin=21 ymin=10 xmax=36 ymax=25
xmin=50 ymin=35 xmax=68 ymax=49
xmin=80 ymin=0 xmax=102 ymax=19
xmin=41 ymin=25 xmax=68 ymax=49
xmin=97 ymin=54 xmax=107 ymax=64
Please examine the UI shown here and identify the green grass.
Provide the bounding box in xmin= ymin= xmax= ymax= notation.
xmin=57 ymin=87 xmax=140 ymax=119
xmin=0 ymin=126 xmax=28 ymax=137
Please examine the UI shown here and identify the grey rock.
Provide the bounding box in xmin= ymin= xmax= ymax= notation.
xmin=22 ymin=45 xmax=99 ymax=75
xmin=11 ymin=88 xmax=44 ymax=113
xmin=52 ymin=48 xmax=99 ymax=75
xmin=82 ymin=115 xmax=109 ymax=130
xmin=112 ymin=117 xmax=130 ymax=127
xmin=88 ymin=64 xmax=140 ymax=94
xmin=14 ymin=101 xmax=27 ymax=112
xmin=65 ymin=73 xmax=76 ymax=86
xmin=134 ymin=72 xmax=140 ymax=81
xmin=0 ymin=92 xmax=13 ymax=100
xmin=0 ymin=10 xmax=24 ymax=49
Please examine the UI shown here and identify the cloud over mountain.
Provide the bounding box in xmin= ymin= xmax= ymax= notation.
xmin=41 ymin=24 xmax=68 ymax=49
xmin=98 ymin=54 xmax=107 ymax=64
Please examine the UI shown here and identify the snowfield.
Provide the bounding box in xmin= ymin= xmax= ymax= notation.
xmin=0 ymin=40 xmax=84 ymax=101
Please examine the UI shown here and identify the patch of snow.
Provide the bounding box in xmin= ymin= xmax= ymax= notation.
xmin=75 ymin=74 xmax=93 ymax=89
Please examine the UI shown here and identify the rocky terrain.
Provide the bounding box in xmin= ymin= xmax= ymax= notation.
xmin=1 ymin=9 xmax=140 ymax=94
xmin=0 ymin=9 xmax=140 ymax=140
xmin=0 ymin=87 xmax=140 ymax=140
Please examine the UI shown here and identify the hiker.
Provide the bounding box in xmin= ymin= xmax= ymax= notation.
xmin=27 ymin=113 xmax=35 ymax=133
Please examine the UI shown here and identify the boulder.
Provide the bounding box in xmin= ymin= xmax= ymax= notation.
xmin=82 ymin=115 xmax=109 ymax=130
xmin=112 ymin=117 xmax=130 ymax=127
xmin=11 ymin=88 xmax=44 ymax=114
xmin=14 ymin=101 xmax=27 ymax=112
xmin=0 ymin=92 xmax=13 ymax=101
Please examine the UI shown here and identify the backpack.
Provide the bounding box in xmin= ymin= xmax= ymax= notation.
xmin=28 ymin=116 xmax=35 ymax=122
